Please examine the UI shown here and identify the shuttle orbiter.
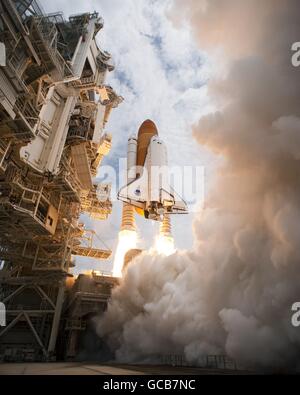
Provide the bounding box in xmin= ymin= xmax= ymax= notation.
xmin=118 ymin=120 xmax=188 ymax=221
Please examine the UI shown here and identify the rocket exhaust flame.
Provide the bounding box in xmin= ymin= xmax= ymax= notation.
xmin=155 ymin=215 xmax=175 ymax=256
xmin=112 ymin=229 xmax=137 ymax=278
xmin=154 ymin=234 xmax=175 ymax=256
xmin=113 ymin=202 xmax=138 ymax=277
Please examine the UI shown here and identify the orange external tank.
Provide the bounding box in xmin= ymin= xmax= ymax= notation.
xmin=136 ymin=119 xmax=158 ymax=170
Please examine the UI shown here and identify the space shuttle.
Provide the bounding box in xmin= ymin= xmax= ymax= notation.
xmin=118 ymin=120 xmax=188 ymax=221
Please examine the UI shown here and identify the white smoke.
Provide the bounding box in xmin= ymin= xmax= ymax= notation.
xmin=96 ymin=0 xmax=300 ymax=371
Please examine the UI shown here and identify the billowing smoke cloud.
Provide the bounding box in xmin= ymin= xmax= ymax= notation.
xmin=96 ymin=0 xmax=300 ymax=371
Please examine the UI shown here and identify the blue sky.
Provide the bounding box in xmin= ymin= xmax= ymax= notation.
xmin=40 ymin=0 xmax=216 ymax=273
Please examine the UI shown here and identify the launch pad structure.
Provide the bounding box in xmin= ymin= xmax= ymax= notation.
xmin=0 ymin=0 xmax=122 ymax=361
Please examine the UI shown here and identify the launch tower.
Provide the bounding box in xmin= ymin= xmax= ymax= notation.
xmin=0 ymin=0 xmax=122 ymax=361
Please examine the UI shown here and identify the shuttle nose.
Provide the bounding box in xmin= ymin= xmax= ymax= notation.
xmin=138 ymin=119 xmax=158 ymax=138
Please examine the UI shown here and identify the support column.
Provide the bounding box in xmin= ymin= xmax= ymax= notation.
xmin=47 ymin=283 xmax=65 ymax=355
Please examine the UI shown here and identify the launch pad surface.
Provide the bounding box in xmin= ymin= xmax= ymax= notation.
xmin=0 ymin=362 xmax=254 ymax=375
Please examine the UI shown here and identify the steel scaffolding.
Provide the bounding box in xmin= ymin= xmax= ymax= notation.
xmin=0 ymin=0 xmax=122 ymax=361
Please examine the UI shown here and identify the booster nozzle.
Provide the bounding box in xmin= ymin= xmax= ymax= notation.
xmin=121 ymin=203 xmax=136 ymax=232
xmin=160 ymin=215 xmax=172 ymax=238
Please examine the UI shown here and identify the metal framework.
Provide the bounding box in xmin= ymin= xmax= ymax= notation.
xmin=63 ymin=272 xmax=118 ymax=359
xmin=0 ymin=0 xmax=122 ymax=361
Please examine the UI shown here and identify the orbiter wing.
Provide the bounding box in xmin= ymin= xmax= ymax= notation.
xmin=118 ymin=174 xmax=148 ymax=209
xmin=161 ymin=186 xmax=188 ymax=214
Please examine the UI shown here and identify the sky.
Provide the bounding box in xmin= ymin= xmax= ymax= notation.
xmin=40 ymin=0 xmax=216 ymax=274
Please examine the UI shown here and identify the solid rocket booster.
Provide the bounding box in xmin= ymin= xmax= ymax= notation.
xmin=118 ymin=119 xmax=188 ymax=221
xmin=127 ymin=134 xmax=138 ymax=181
xmin=121 ymin=135 xmax=137 ymax=232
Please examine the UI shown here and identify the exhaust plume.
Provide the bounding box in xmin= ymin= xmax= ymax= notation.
xmin=155 ymin=215 xmax=175 ymax=256
xmin=112 ymin=229 xmax=137 ymax=278
xmin=97 ymin=0 xmax=300 ymax=371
